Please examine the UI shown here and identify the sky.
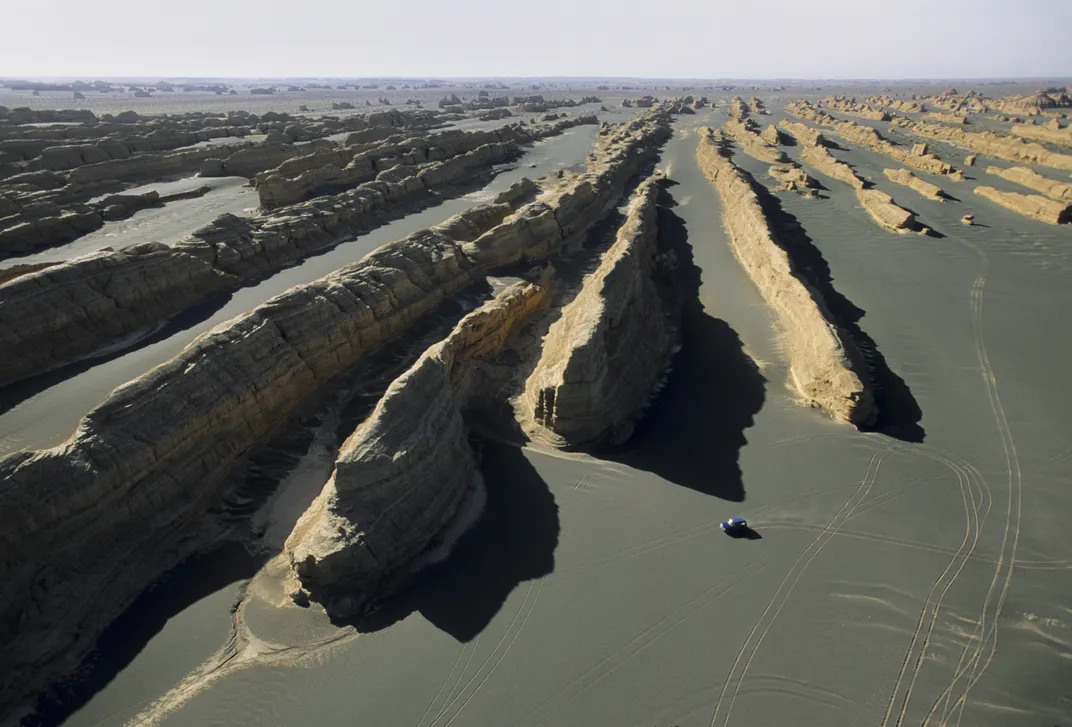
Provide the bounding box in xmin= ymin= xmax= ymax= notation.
xmin=1 ymin=0 xmax=1069 ymax=80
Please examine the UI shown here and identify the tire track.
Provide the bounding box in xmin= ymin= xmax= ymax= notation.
xmin=709 ymin=452 xmax=883 ymax=727
xmin=922 ymin=273 xmax=1024 ymax=727
xmin=414 ymin=637 xmax=479 ymax=727
xmin=437 ymin=580 xmax=544 ymax=727
xmin=881 ymin=446 xmax=986 ymax=727
xmin=426 ymin=580 xmax=539 ymax=727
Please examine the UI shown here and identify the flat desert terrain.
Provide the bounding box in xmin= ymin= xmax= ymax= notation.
xmin=1 ymin=79 xmax=1070 ymax=727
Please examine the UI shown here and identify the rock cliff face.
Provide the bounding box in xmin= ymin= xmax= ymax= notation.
xmin=985 ymin=165 xmax=1072 ymax=202
xmin=883 ymin=168 xmax=946 ymax=201
xmin=520 ymin=173 xmax=670 ymax=448
xmin=696 ymin=128 xmax=875 ymax=426
xmin=285 ymin=270 xmax=552 ymax=615
xmin=974 ymin=186 xmax=1071 ymax=224
xmin=0 ymin=109 xmax=672 ymax=705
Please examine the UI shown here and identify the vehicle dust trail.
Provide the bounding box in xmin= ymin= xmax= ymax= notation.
xmin=709 ymin=452 xmax=884 ymax=727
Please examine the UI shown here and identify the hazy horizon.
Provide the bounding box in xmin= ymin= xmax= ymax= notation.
xmin=2 ymin=0 xmax=1069 ymax=80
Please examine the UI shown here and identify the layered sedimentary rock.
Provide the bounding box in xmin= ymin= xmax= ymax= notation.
xmin=0 ymin=207 xmax=103 ymax=255
xmin=722 ymin=118 xmax=788 ymax=164
xmin=0 ymin=124 xmax=588 ymax=386
xmin=0 ymin=109 xmax=672 ymax=705
xmin=520 ymin=173 xmax=670 ymax=447
xmin=67 ymin=144 xmax=252 ymax=185
xmin=899 ymin=120 xmax=1072 ymax=172
xmin=985 ymin=165 xmax=1072 ymax=202
xmin=974 ymin=186 xmax=1071 ymax=224
xmin=256 ymin=116 xmax=596 ymax=209
xmin=696 ymin=128 xmax=875 ymax=426
xmin=285 ymin=270 xmax=551 ymax=614
xmin=788 ymin=101 xmax=955 ymax=176
xmin=882 ymin=168 xmax=946 ymax=201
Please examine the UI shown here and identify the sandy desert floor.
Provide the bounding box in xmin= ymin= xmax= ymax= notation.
xmin=4 ymin=85 xmax=1072 ymax=727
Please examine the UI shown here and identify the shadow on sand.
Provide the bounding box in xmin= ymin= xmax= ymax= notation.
xmin=19 ymin=543 xmax=264 ymax=727
xmin=346 ymin=439 xmax=559 ymax=643
xmin=601 ymin=181 xmax=766 ymax=503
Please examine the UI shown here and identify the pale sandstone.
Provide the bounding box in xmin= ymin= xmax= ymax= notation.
xmin=902 ymin=120 xmax=1072 ymax=172
xmin=882 ymin=168 xmax=946 ymax=201
xmin=974 ymin=185 xmax=1071 ymax=224
xmin=696 ymin=128 xmax=875 ymax=426
xmin=924 ymin=112 xmax=968 ymax=125
xmin=1010 ymin=122 xmax=1072 ymax=147
xmin=286 ymin=270 xmax=552 ymax=615
xmin=985 ymin=165 xmax=1072 ymax=202
xmin=520 ymin=173 xmax=670 ymax=448
xmin=722 ymin=118 xmax=788 ymax=164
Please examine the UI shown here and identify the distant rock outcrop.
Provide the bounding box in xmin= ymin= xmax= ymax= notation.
xmin=900 ymin=119 xmax=1072 ymax=172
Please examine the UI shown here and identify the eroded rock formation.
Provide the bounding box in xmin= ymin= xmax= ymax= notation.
xmin=0 ymin=121 xmax=597 ymax=387
xmin=722 ymin=118 xmax=788 ymax=164
xmin=0 ymin=109 xmax=673 ymax=705
xmin=985 ymin=165 xmax=1072 ymax=202
xmin=696 ymin=128 xmax=875 ymax=426
xmin=520 ymin=173 xmax=671 ymax=448
xmin=898 ymin=119 xmax=1072 ymax=172
xmin=769 ymin=164 xmax=819 ymax=195
xmin=924 ymin=112 xmax=968 ymax=125
xmin=1009 ymin=121 xmax=1072 ymax=147
xmin=787 ymin=100 xmax=956 ymax=176
xmin=974 ymin=186 xmax=1071 ymax=224
xmin=285 ymin=270 xmax=553 ymax=615
xmin=882 ymin=168 xmax=946 ymax=201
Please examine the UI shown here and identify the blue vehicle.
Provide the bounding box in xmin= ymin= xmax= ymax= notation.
xmin=720 ymin=517 xmax=748 ymax=535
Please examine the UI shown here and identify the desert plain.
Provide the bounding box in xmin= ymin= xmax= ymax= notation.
xmin=0 ymin=77 xmax=1070 ymax=727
